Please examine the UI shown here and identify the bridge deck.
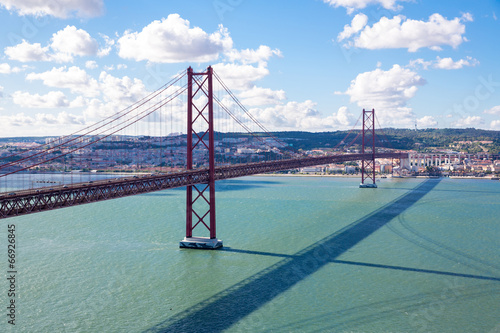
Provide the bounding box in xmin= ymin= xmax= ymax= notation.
xmin=0 ymin=152 xmax=405 ymax=218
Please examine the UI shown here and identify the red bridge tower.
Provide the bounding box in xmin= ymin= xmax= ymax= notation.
xmin=359 ymin=108 xmax=377 ymax=188
xmin=180 ymin=66 xmax=223 ymax=249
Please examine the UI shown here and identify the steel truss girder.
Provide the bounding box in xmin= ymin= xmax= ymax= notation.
xmin=0 ymin=152 xmax=404 ymax=219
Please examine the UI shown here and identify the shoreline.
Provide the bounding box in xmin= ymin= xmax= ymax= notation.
xmin=252 ymin=173 xmax=500 ymax=180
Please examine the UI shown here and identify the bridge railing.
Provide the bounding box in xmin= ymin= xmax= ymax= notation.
xmin=0 ymin=152 xmax=406 ymax=219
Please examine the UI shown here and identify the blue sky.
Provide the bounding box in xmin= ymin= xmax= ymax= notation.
xmin=0 ymin=0 xmax=499 ymax=137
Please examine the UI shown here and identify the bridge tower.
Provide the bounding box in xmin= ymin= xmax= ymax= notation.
xmin=180 ymin=66 xmax=223 ymax=249
xmin=359 ymin=108 xmax=377 ymax=188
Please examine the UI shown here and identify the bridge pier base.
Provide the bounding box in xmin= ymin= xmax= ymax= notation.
xmin=180 ymin=237 xmax=223 ymax=249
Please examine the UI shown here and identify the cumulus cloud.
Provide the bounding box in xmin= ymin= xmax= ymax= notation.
xmin=0 ymin=0 xmax=104 ymax=18
xmin=225 ymin=45 xmax=282 ymax=65
xmin=27 ymin=66 xmax=100 ymax=97
xmin=1 ymin=112 xmax=35 ymax=127
xmin=0 ymin=63 xmax=26 ymax=74
xmin=453 ymin=115 xmax=484 ymax=127
xmin=117 ymin=14 xmax=233 ymax=63
xmin=21 ymin=66 xmax=149 ymax=120
xmin=342 ymin=13 xmax=471 ymax=52
xmin=83 ymin=72 xmax=148 ymax=119
xmin=490 ymin=120 xmax=500 ymax=129
xmin=339 ymin=64 xmax=426 ymax=127
xmin=484 ymin=105 xmax=500 ymax=115
xmin=323 ymin=0 xmax=405 ymax=13
xmin=5 ymin=26 xmax=103 ymax=63
xmin=250 ymin=100 xmax=321 ymax=129
xmin=0 ymin=111 xmax=85 ymax=136
xmin=97 ymin=33 xmax=115 ymax=57
xmin=213 ymin=63 xmax=270 ymax=90
xmin=417 ymin=115 xmax=438 ymax=128
xmin=248 ymin=102 xmax=356 ymax=131
xmin=409 ymin=56 xmax=479 ymax=70
xmin=434 ymin=56 xmax=479 ymax=69
xmin=238 ymin=86 xmax=286 ymax=106
xmin=12 ymin=91 xmax=70 ymax=108
xmin=4 ymin=40 xmax=51 ymax=62
xmin=85 ymin=60 xmax=98 ymax=69
xmin=51 ymin=25 xmax=99 ymax=59
xmin=35 ymin=111 xmax=85 ymax=125
xmin=337 ymin=13 xmax=368 ymax=42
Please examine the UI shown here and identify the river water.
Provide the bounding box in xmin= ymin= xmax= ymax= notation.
xmin=1 ymin=176 xmax=499 ymax=332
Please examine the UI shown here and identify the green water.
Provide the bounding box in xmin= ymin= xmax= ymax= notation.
xmin=1 ymin=176 xmax=499 ymax=332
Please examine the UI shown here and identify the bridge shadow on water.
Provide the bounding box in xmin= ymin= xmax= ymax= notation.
xmin=145 ymin=179 xmax=446 ymax=333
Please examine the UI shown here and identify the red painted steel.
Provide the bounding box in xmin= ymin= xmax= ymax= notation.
xmin=186 ymin=66 xmax=217 ymax=239
xmin=361 ymin=109 xmax=376 ymax=186
xmin=0 ymin=152 xmax=406 ymax=219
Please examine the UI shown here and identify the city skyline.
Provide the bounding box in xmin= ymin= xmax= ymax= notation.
xmin=0 ymin=0 xmax=499 ymax=137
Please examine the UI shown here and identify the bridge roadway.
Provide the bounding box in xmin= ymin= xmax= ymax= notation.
xmin=0 ymin=152 xmax=405 ymax=218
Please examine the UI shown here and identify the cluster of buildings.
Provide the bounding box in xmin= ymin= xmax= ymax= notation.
xmin=0 ymin=135 xmax=289 ymax=173
xmin=1 ymin=136 xmax=498 ymax=178
xmin=403 ymin=152 xmax=500 ymax=176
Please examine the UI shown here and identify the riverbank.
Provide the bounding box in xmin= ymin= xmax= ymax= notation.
xmin=253 ymin=173 xmax=500 ymax=180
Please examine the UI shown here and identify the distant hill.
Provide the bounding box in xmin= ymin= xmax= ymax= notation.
xmin=271 ymin=128 xmax=500 ymax=153
xmin=1 ymin=128 xmax=499 ymax=153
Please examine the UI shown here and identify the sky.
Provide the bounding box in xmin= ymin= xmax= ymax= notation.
xmin=0 ymin=0 xmax=499 ymax=137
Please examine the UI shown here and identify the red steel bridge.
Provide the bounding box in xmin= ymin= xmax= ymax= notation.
xmin=0 ymin=67 xmax=406 ymax=248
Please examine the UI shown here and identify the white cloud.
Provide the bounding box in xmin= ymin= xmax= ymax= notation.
xmin=417 ymin=115 xmax=438 ymax=128
xmin=433 ymin=56 xmax=479 ymax=69
xmin=5 ymin=26 xmax=104 ymax=63
xmin=0 ymin=111 xmax=85 ymax=136
xmin=344 ymin=13 xmax=471 ymax=52
xmin=23 ymin=66 xmax=149 ymax=120
xmin=117 ymin=14 xmax=233 ymax=63
xmin=1 ymin=112 xmax=35 ymax=126
xmin=408 ymin=58 xmax=433 ymax=70
xmin=4 ymin=40 xmax=51 ymax=62
xmin=83 ymin=72 xmax=148 ymax=119
xmin=323 ymin=0 xmax=405 ymax=13
xmin=250 ymin=100 xmax=321 ymax=129
xmin=0 ymin=0 xmax=104 ymax=18
xmin=237 ymin=86 xmax=286 ymax=106
xmin=337 ymin=13 xmax=368 ymax=42
xmin=461 ymin=12 xmax=474 ymax=22
xmin=453 ymin=116 xmax=484 ymax=127
xmin=339 ymin=64 xmax=426 ymax=127
xmin=26 ymin=66 xmax=100 ymax=97
xmin=12 ymin=91 xmax=70 ymax=108
xmin=409 ymin=56 xmax=479 ymax=70
xmin=490 ymin=120 xmax=500 ymax=129
xmin=51 ymin=25 xmax=99 ymax=60
xmin=213 ymin=63 xmax=270 ymax=90
xmin=35 ymin=111 xmax=85 ymax=125
xmin=225 ymin=45 xmax=282 ymax=65
xmin=85 ymin=60 xmax=98 ymax=69
xmin=249 ymin=103 xmax=356 ymax=131
xmin=97 ymin=33 xmax=115 ymax=57
xmin=0 ymin=63 xmax=26 ymax=74
xmin=335 ymin=106 xmax=356 ymax=126
xmin=0 ymin=85 xmax=3 ymax=97
xmin=484 ymin=105 xmax=500 ymax=115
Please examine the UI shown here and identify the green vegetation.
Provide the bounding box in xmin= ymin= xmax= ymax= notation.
xmin=1 ymin=128 xmax=499 ymax=154
xmin=271 ymin=128 xmax=500 ymax=153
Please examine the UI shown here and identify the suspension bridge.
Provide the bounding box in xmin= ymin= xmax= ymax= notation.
xmin=0 ymin=67 xmax=406 ymax=249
